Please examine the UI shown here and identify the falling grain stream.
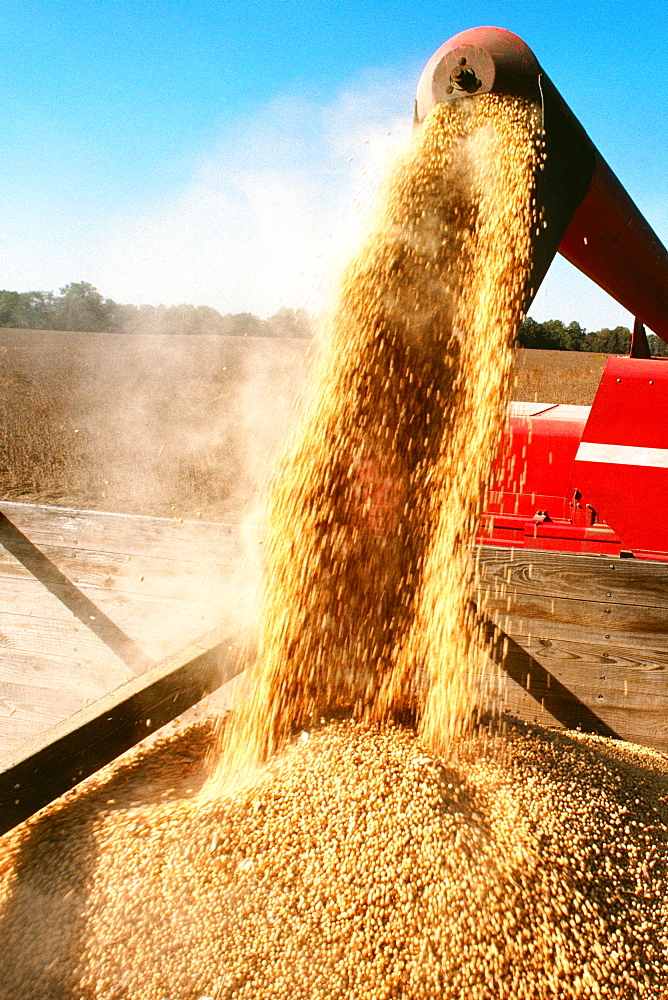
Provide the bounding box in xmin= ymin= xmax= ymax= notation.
xmin=2 ymin=95 xmax=668 ymax=999
xmin=223 ymin=93 xmax=542 ymax=767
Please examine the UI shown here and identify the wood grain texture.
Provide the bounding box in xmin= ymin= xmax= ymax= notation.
xmin=0 ymin=501 xmax=258 ymax=757
xmin=0 ymin=541 xmax=240 ymax=595
xmin=477 ymin=546 xmax=668 ymax=609
xmin=0 ymin=627 xmax=248 ymax=835
xmin=480 ymin=588 xmax=668 ymax=637
xmin=0 ymin=512 xmax=152 ymax=672
xmin=477 ymin=545 xmax=668 ymax=751
xmin=0 ymin=501 xmax=243 ymax=563
xmin=481 ymin=623 xmax=620 ymax=739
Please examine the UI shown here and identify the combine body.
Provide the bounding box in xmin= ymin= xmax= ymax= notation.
xmin=482 ymin=356 xmax=668 ymax=560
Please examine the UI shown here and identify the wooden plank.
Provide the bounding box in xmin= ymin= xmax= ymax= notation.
xmin=479 ymin=588 xmax=668 ymax=638
xmin=0 ymin=572 xmax=243 ymax=626
xmin=483 ymin=612 xmax=668 ymax=662
xmin=0 ymin=681 xmax=87 ymax=754
xmin=0 ymin=580 xmax=255 ymax=673
xmin=483 ymin=629 xmax=668 ymax=748
xmin=0 ymin=570 xmax=235 ymax=613
xmin=0 ymin=542 xmax=242 ymax=595
xmin=0 ymin=712 xmax=85 ymax=753
xmin=0 ymin=582 xmax=248 ymax=754
xmin=0 ymin=502 xmax=243 ymax=564
xmin=0 ymin=653 xmax=131 ymax=758
xmin=0 ymin=651 xmax=130 ymax=696
xmin=0 ymin=505 xmax=258 ymax=715
xmin=477 ymin=546 xmax=668 ymax=610
xmin=0 ymin=680 xmax=85 ymax=714
xmin=0 ymin=512 xmax=152 ymax=672
xmin=483 ymin=661 xmax=566 ymax=731
xmin=0 ymin=503 xmax=257 ymax=673
xmin=0 ymin=627 xmax=249 ymax=836
xmin=0 ymin=609 xmax=138 ymax=669
xmin=0 ymin=579 xmax=234 ymax=629
xmin=508 ymin=633 xmax=668 ymax=686
xmin=0 ymin=645 xmax=136 ymax=758
xmin=481 ymin=623 xmax=620 ymax=739
xmin=477 ymin=545 xmax=668 ymax=751
xmin=0 ymin=535 xmax=146 ymax=754
xmin=0 ymin=562 xmax=253 ymax=634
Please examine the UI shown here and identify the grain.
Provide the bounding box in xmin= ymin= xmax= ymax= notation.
xmin=222 ymin=92 xmax=542 ymax=773
xmin=1 ymin=720 xmax=668 ymax=998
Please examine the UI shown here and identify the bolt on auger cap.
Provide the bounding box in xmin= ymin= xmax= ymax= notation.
xmin=415 ymin=26 xmax=540 ymax=123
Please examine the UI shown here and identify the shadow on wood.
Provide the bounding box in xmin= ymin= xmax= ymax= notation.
xmin=0 ymin=628 xmax=248 ymax=837
xmin=0 ymin=510 xmax=152 ymax=672
xmin=483 ymin=617 xmax=621 ymax=739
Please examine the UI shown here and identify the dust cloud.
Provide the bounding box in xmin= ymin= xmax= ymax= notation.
xmin=0 ymin=327 xmax=313 ymax=674
xmin=0 ymin=328 xmax=311 ymax=522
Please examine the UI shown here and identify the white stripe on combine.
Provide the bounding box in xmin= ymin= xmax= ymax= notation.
xmin=575 ymin=441 xmax=668 ymax=468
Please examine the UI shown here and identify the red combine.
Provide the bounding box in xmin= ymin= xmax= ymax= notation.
xmin=417 ymin=28 xmax=668 ymax=748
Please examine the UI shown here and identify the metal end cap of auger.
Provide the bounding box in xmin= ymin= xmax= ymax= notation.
xmin=415 ymin=26 xmax=540 ymax=123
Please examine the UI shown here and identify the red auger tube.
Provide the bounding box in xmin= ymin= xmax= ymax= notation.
xmin=416 ymin=27 xmax=668 ymax=342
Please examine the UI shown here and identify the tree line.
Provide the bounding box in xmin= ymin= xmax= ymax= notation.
xmin=0 ymin=282 xmax=312 ymax=338
xmin=1 ymin=282 xmax=666 ymax=354
xmin=518 ymin=317 xmax=668 ymax=356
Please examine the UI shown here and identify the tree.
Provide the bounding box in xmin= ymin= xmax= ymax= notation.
xmin=518 ymin=318 xmax=584 ymax=351
xmin=51 ymin=282 xmax=118 ymax=332
xmin=648 ymin=334 xmax=668 ymax=358
xmin=11 ymin=291 xmax=57 ymax=329
xmin=266 ymin=307 xmax=312 ymax=338
xmin=222 ymin=312 xmax=266 ymax=337
xmin=0 ymin=291 xmax=20 ymax=327
xmin=582 ymin=326 xmax=631 ymax=354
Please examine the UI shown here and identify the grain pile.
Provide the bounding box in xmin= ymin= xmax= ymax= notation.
xmin=1 ymin=720 xmax=668 ymax=998
xmin=3 ymin=90 xmax=668 ymax=1000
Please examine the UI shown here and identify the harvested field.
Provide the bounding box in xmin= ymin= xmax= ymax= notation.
xmin=0 ymin=329 xmax=311 ymax=520
xmin=0 ymin=330 xmax=606 ymax=520
xmin=512 ymin=347 xmax=608 ymax=405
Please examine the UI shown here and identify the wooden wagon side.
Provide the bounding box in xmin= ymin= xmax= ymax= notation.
xmin=0 ymin=500 xmax=252 ymax=834
xmin=479 ymin=545 xmax=668 ymax=751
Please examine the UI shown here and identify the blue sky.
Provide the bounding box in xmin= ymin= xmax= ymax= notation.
xmin=2 ymin=0 xmax=667 ymax=326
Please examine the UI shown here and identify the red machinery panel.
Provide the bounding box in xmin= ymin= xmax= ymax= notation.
xmin=481 ymin=358 xmax=668 ymax=562
xmin=570 ymin=356 xmax=668 ymax=559
xmin=481 ymin=402 xmax=621 ymax=556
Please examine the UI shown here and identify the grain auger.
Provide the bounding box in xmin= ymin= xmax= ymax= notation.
xmin=417 ymin=28 xmax=668 ymax=748
xmin=416 ymin=26 xmax=668 ymax=344
xmin=418 ymin=26 xmax=668 ymax=561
